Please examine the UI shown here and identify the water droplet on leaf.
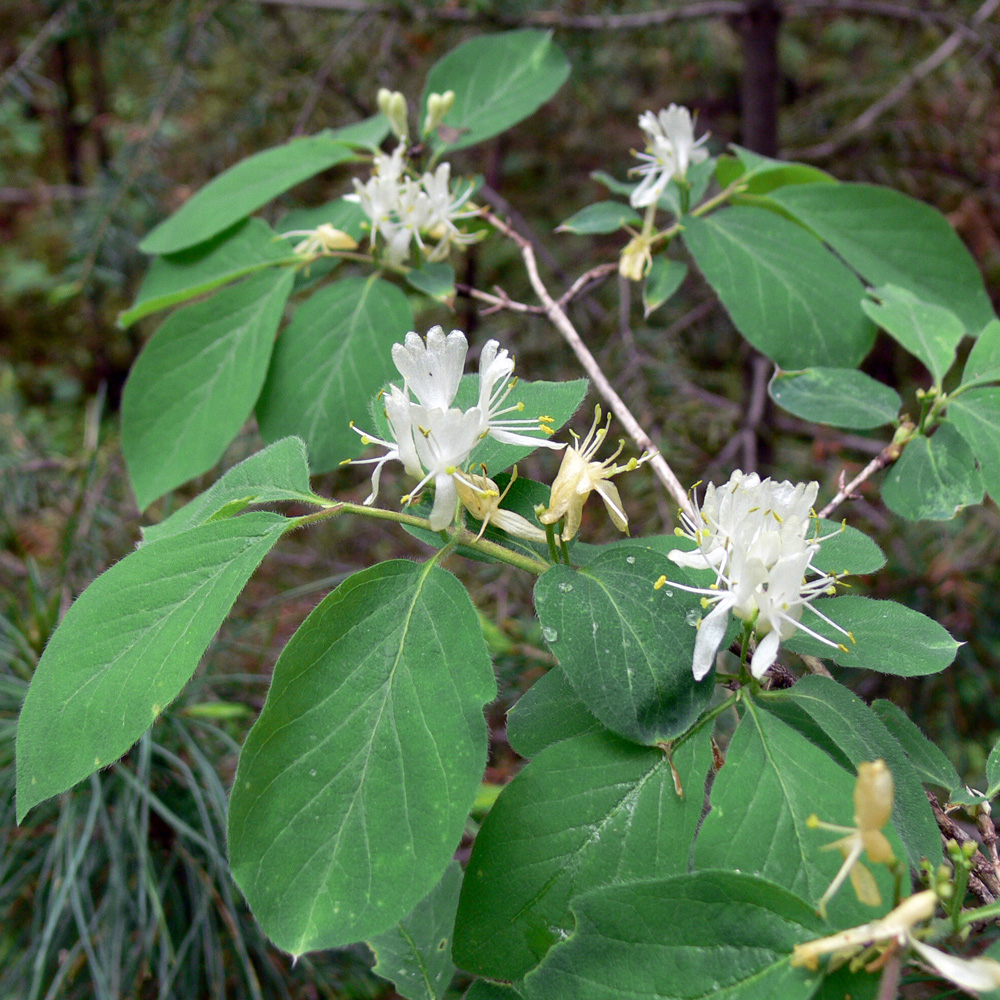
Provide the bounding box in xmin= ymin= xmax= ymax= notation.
xmin=542 ymin=626 xmax=559 ymax=643
xmin=557 ymin=581 xmax=574 ymax=593
xmin=685 ymin=609 xmax=701 ymax=627
xmin=625 ymin=555 xmax=636 ymax=564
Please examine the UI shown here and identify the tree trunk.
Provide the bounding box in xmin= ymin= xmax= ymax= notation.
xmin=739 ymin=0 xmax=782 ymax=156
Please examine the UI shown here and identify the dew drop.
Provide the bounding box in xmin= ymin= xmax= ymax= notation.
xmin=625 ymin=555 xmax=636 ymax=565
xmin=557 ymin=581 xmax=574 ymax=593
xmin=542 ymin=626 xmax=559 ymax=643
xmin=685 ymin=609 xmax=701 ymax=627
xmin=309 ymin=769 xmax=318 ymax=777
xmin=662 ymin=588 xmax=674 ymax=597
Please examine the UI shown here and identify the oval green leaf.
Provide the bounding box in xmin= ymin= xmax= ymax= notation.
xmin=424 ymin=30 xmax=570 ymax=154
xmin=961 ymin=318 xmax=1000 ymax=390
xmin=769 ymin=367 xmax=901 ymax=429
xmin=783 ymin=595 xmax=960 ymax=676
xmin=871 ymin=699 xmax=962 ymax=794
xmin=769 ymin=183 xmax=993 ymax=332
xmin=946 ymin=387 xmax=1000 ymax=503
xmin=882 ymin=424 xmax=983 ymax=521
xmin=682 ymin=206 xmax=875 ymax=368
xmin=643 ymin=257 xmax=687 ymax=318
xmin=256 ymin=275 xmax=413 ymax=474
xmin=227 ymin=560 xmax=496 ymax=955
xmin=556 ymin=201 xmax=640 ymax=235
xmin=15 ymin=512 xmax=288 ymax=822
xmin=506 ymin=666 xmax=601 ymax=759
xmin=533 ymin=547 xmax=716 ymax=745
xmin=454 ymin=727 xmax=713 ymax=981
xmin=522 ymin=871 xmax=823 ymax=1000
xmin=140 ymin=128 xmax=369 ymax=255
xmin=810 ymin=518 xmax=886 ymax=576
xmin=121 ymin=268 xmax=295 ymax=510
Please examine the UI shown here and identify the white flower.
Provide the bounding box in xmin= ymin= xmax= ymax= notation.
xmin=350 ymin=328 xmax=561 ymax=531
xmin=660 ymin=470 xmax=852 ymax=680
xmin=629 ymin=104 xmax=710 ymax=209
xmin=454 ymin=469 xmax=547 ymax=542
xmin=537 ymin=407 xmax=650 ymax=541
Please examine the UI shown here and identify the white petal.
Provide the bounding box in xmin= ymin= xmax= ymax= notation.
xmin=392 ymin=326 xmax=468 ymax=410
xmin=909 ymin=937 xmax=1000 ymax=991
xmin=693 ymin=601 xmax=731 ymax=680
xmin=750 ymin=629 xmax=782 ymax=678
xmin=428 ymin=474 xmax=459 ymax=530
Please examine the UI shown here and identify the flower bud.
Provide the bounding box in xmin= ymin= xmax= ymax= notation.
xmin=619 ymin=233 xmax=653 ymax=282
xmin=377 ymin=88 xmax=409 ymax=142
xmin=854 ymin=759 xmax=893 ymax=832
xmin=423 ymin=90 xmax=456 ymax=138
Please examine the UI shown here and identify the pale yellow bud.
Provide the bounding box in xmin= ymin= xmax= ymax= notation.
xmin=377 ymin=88 xmax=409 ymax=141
xmin=619 ymin=233 xmax=653 ymax=282
xmin=423 ymin=90 xmax=456 ymax=137
xmin=854 ymin=759 xmax=894 ymax=833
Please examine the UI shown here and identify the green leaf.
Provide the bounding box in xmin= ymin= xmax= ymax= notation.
xmin=15 ymin=513 xmax=288 ymax=821
xmin=368 ymin=861 xmax=461 ymax=1000
xmin=119 ymin=218 xmax=296 ymax=328
xmin=871 ymin=699 xmax=962 ymax=793
xmin=810 ymin=519 xmax=886 ymax=576
xmin=522 ymin=871 xmax=823 ymax=1000
xmin=682 ymin=207 xmax=875 ymax=368
xmin=810 ymin=964 xmax=880 ymax=1000
xmin=506 ymin=667 xmax=602 ymax=759
xmin=946 ymin=388 xmax=1000 ymax=502
xmin=122 ymin=268 xmax=295 ymax=510
xmin=987 ymin=738 xmax=1000 ymax=797
xmin=643 ymin=258 xmax=687 ymax=318
xmin=533 ymin=547 xmax=716 ymax=745
xmin=276 ymin=197 xmax=368 ymax=242
xmin=694 ymin=702 xmax=898 ymax=926
xmin=589 ymin=170 xmax=633 ymax=199
xmin=961 ymin=318 xmax=1000 ymax=390
xmin=406 ymin=261 xmax=456 ymax=302
xmin=783 ymin=595 xmax=960 ymax=676
xmin=142 ymin=437 xmax=316 ymax=545
xmin=882 ymin=424 xmax=983 ymax=521
xmin=716 ymin=146 xmax=837 ymax=195
xmin=556 ymin=201 xmax=640 ymax=235
xmin=769 ymin=367 xmax=901 ymax=429
xmin=424 ymin=30 xmax=570 ymax=154
xmin=227 ymin=560 xmax=496 ymax=954
xmin=769 ymin=184 xmax=994 ymax=332
xmin=862 ymin=285 xmax=964 ymax=385
xmin=465 ymin=984 xmax=523 ymax=1000
xmin=256 ymin=275 xmax=413 ymax=474
xmin=761 ymin=676 xmax=942 ymax=868
xmin=454 ymin=727 xmax=713 ymax=980
xmin=139 ymin=128 xmax=370 ymax=255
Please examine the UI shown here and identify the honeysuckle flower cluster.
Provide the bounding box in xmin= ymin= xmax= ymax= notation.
xmin=658 ymin=470 xmax=853 ymax=680
xmin=537 ymin=406 xmax=651 ymax=541
xmin=809 ymin=760 xmax=897 ymax=919
xmin=792 ymin=888 xmax=1000 ymax=992
xmin=350 ymin=327 xmax=561 ymax=531
xmin=629 ymin=104 xmax=710 ymax=209
xmin=347 ymin=148 xmax=482 ymax=265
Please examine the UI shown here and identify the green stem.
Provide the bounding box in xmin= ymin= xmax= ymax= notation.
xmin=957 ymin=899 xmax=1000 ymax=929
xmin=691 ymin=178 xmax=746 ymax=218
xmin=544 ymin=521 xmax=561 ymax=564
xmin=290 ymin=501 xmax=550 ymax=575
xmin=673 ymin=690 xmax=741 ymax=750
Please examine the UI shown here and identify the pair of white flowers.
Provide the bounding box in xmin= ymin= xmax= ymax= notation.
xmin=629 ymin=104 xmax=710 ymax=209
xmin=663 ymin=471 xmax=853 ymax=680
xmin=347 ymin=146 xmax=481 ymax=265
xmin=351 ymin=327 xmax=560 ymax=532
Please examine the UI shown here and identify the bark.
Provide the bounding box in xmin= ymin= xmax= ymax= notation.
xmin=738 ymin=0 xmax=783 ymax=156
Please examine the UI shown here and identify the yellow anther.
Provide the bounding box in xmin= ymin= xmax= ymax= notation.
xmin=653 ymin=575 xmax=668 ymax=590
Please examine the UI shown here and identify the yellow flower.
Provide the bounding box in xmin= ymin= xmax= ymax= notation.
xmin=454 ymin=468 xmax=547 ymax=542
xmin=809 ymin=760 xmax=896 ymax=919
xmin=537 ymin=407 xmax=649 ymax=541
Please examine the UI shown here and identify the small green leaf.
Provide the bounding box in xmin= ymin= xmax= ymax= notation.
xmin=424 ymin=31 xmax=570 ymax=154
xmin=987 ymin=738 xmax=1000 ymax=797
xmin=862 ymin=285 xmax=965 ymax=385
xmin=142 ymin=437 xmax=316 ymax=545
xmin=643 ymin=258 xmax=687 ymax=318
xmin=769 ymin=367 xmax=901 ymax=429
xmin=368 ymin=862 xmax=462 ymax=1000
xmin=465 ymin=984 xmax=523 ymax=1000
xmin=715 ymin=146 xmax=837 ymax=195
xmin=946 ymin=388 xmax=1000 ymax=503
xmin=534 ymin=547 xmax=716 ymax=745
xmin=122 ymin=268 xmax=296 ymax=510
xmin=694 ymin=702 xmax=898 ymax=926
xmin=256 ymin=275 xmax=413 ymax=474
xmin=15 ymin=513 xmax=288 ymax=821
xmin=589 ymin=170 xmax=632 ymax=199
xmin=761 ymin=676 xmax=942 ymax=868
xmin=522 ymin=871 xmax=824 ymax=1000
xmin=119 ymin=218 xmax=296 ymax=328
xmin=228 ymin=560 xmax=495 ymax=954
xmin=682 ymin=207 xmax=875 ymax=368
xmin=783 ymin=595 xmax=960 ymax=676
xmin=769 ymin=183 xmax=994 ymax=332
xmin=810 ymin=518 xmax=886 ymax=576
xmin=140 ymin=127 xmax=371 ymax=255
xmin=882 ymin=424 xmax=983 ymax=521
xmin=506 ymin=667 xmax=602 ymax=759
xmin=872 ymin=699 xmax=962 ymax=793
xmin=556 ymin=201 xmax=640 ymax=235
xmin=406 ymin=261 xmax=456 ymax=302
xmin=454 ymin=727 xmax=713 ymax=981
xmin=961 ymin=318 xmax=1000 ymax=390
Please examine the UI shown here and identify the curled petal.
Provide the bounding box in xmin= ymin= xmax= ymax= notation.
xmin=692 ymin=600 xmax=731 ymax=681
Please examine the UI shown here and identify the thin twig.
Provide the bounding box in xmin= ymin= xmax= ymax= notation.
xmin=557 ymin=263 xmax=618 ymax=310
xmin=817 ymin=437 xmax=905 ymax=519
xmin=787 ymin=0 xmax=1000 ymax=160
xmin=485 ymin=209 xmax=695 ymax=521
xmin=928 ymin=791 xmax=1000 ymax=904
xmin=455 ymin=283 xmax=543 ymax=316
xmin=0 ymin=1 xmax=76 ymax=95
